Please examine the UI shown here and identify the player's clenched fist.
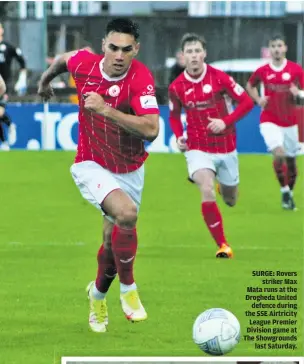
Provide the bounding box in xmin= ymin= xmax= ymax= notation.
xmin=37 ymin=82 xmax=54 ymax=101
xmin=207 ymin=117 xmax=226 ymax=134
xmin=257 ymin=96 xmax=269 ymax=109
xmin=177 ymin=136 xmax=188 ymax=152
xmin=289 ymin=83 xmax=300 ymax=97
xmin=84 ymin=92 xmax=106 ymax=114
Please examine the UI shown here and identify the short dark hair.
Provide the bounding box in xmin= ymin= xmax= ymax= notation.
xmin=181 ymin=33 xmax=206 ymax=51
xmin=269 ymin=34 xmax=286 ymax=44
xmin=106 ymin=18 xmax=140 ymax=41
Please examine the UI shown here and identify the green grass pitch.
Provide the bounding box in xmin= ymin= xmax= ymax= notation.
xmin=0 ymin=152 xmax=302 ymax=363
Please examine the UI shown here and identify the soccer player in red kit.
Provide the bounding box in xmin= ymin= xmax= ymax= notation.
xmin=169 ymin=33 xmax=254 ymax=258
xmin=37 ymin=19 xmax=159 ymax=332
xmin=247 ymin=35 xmax=304 ymax=211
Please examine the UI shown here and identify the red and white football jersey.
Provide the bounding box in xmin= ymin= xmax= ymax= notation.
xmin=169 ymin=64 xmax=254 ymax=154
xmin=248 ymin=59 xmax=304 ymax=127
xmin=67 ymin=50 xmax=159 ymax=174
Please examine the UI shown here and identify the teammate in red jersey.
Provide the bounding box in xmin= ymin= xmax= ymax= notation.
xmin=169 ymin=33 xmax=254 ymax=258
xmin=247 ymin=35 xmax=304 ymax=211
xmin=37 ymin=18 xmax=159 ymax=333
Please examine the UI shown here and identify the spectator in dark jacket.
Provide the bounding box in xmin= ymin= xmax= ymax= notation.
xmin=168 ymin=50 xmax=185 ymax=84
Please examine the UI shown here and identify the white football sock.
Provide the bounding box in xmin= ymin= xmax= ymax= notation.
xmin=91 ymin=283 xmax=106 ymax=300
xmin=120 ymin=282 xmax=137 ymax=294
xmin=280 ymin=186 xmax=290 ymax=193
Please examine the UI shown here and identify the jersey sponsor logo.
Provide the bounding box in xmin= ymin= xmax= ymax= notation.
xmin=282 ymin=72 xmax=291 ymax=81
xmin=108 ymin=85 xmax=120 ymax=97
xmin=141 ymin=84 xmax=155 ymax=96
xmin=185 ymin=88 xmax=194 ymax=95
xmin=267 ymin=74 xmax=276 ymax=80
xmin=203 ymin=84 xmax=212 ymax=93
xmin=140 ymin=95 xmax=158 ymax=109
xmin=233 ymin=83 xmax=244 ymax=96
xmin=87 ymin=81 xmax=100 ymax=86
xmin=266 ymin=84 xmax=290 ymax=92
xmin=186 ymin=100 xmax=214 ymax=110
xmin=186 ymin=101 xmax=195 ymax=108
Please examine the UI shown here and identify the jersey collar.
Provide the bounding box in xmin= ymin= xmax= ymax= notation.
xmin=184 ymin=64 xmax=207 ymax=83
xmin=99 ymin=58 xmax=130 ymax=82
xmin=269 ymin=58 xmax=287 ymax=72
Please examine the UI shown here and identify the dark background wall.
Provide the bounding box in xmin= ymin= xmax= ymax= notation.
xmin=2 ymin=15 xmax=303 ymax=98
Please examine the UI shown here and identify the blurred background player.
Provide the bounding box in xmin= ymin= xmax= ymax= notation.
xmin=168 ymin=49 xmax=185 ymax=84
xmin=0 ymin=22 xmax=27 ymax=151
xmin=246 ymin=35 xmax=304 ymax=211
xmin=38 ymin=18 xmax=159 ymax=333
xmin=168 ymin=33 xmax=254 ymax=258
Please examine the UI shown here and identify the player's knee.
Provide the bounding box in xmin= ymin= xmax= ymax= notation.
xmin=115 ymin=204 xmax=138 ymax=228
xmin=223 ymin=196 xmax=237 ymax=207
xmin=273 ymin=147 xmax=285 ymax=159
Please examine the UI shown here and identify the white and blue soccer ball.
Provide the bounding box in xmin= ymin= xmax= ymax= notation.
xmin=193 ymin=308 xmax=241 ymax=356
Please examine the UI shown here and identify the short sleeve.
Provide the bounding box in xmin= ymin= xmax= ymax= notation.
xmin=67 ymin=50 xmax=91 ymax=75
xmin=130 ymin=69 xmax=159 ymax=116
xmin=248 ymin=68 xmax=261 ymax=87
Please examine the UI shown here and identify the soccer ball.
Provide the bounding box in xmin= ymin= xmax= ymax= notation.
xmin=192 ymin=308 xmax=241 ymax=355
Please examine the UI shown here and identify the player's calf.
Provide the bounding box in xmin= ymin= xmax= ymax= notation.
xmin=92 ymin=220 xmax=117 ymax=304
xmin=111 ymin=224 xmax=147 ymax=322
xmin=193 ymin=169 xmax=232 ymax=257
xmin=271 ymin=151 xmax=295 ymax=209
xmin=272 ymin=151 xmax=288 ymax=190
xmin=286 ymin=157 xmax=297 ymax=191
xmin=102 ymin=189 xmax=146 ymax=320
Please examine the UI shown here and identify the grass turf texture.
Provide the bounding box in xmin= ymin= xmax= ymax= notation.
xmin=0 ymin=152 xmax=302 ymax=363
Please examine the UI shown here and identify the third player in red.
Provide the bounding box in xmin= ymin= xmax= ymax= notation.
xmin=247 ymin=34 xmax=304 ymax=210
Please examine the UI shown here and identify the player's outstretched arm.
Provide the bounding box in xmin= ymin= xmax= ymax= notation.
xmin=37 ymin=51 xmax=77 ymax=101
xmin=0 ymin=74 xmax=6 ymax=96
xmin=84 ymin=91 xmax=159 ymax=142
